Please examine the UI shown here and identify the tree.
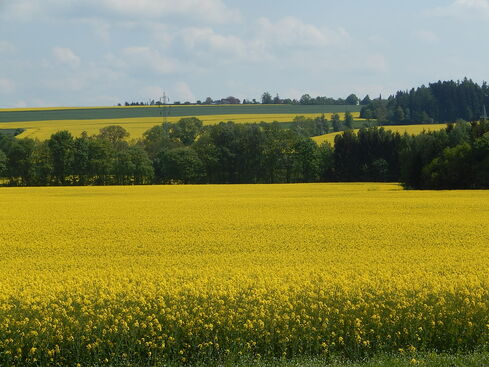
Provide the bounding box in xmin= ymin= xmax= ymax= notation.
xmin=113 ymin=148 xmax=135 ymax=185
xmin=331 ymin=113 xmax=341 ymax=132
xmin=88 ymin=138 xmax=114 ymax=185
xmin=293 ymin=138 xmax=320 ymax=182
xmin=361 ymin=95 xmax=372 ymax=105
xmin=318 ymin=142 xmax=334 ymax=181
xmin=155 ymin=147 xmax=204 ymax=184
xmin=128 ymin=145 xmax=154 ymax=184
xmin=48 ymin=130 xmax=74 ymax=185
xmin=393 ymin=106 xmax=405 ymax=123
xmin=31 ymin=141 xmax=53 ymax=185
xmin=170 ymin=117 xmax=203 ymax=146
xmin=204 ymin=97 xmax=213 ymax=104
xmin=344 ymin=111 xmax=354 ymax=130
xmin=0 ymin=149 xmax=7 ymax=178
xmin=6 ymin=138 xmax=35 ymax=185
xmin=98 ymin=125 xmax=130 ymax=150
xmin=73 ymin=133 xmax=91 ymax=185
xmin=261 ymin=92 xmax=273 ymax=104
xmin=345 ymin=94 xmax=359 ymax=105
xmin=300 ymin=94 xmax=312 ymax=105
xmin=142 ymin=124 xmax=180 ymax=159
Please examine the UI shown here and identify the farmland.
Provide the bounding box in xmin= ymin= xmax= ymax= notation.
xmin=1 ymin=183 xmax=489 ymax=366
xmin=0 ymin=105 xmax=361 ymax=140
xmin=312 ymin=124 xmax=448 ymax=145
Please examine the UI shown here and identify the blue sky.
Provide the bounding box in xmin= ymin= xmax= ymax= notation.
xmin=0 ymin=0 xmax=488 ymax=107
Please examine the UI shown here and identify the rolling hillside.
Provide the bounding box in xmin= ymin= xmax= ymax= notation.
xmin=0 ymin=104 xmax=362 ymax=139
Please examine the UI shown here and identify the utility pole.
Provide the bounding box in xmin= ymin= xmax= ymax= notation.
xmin=159 ymin=92 xmax=170 ymax=124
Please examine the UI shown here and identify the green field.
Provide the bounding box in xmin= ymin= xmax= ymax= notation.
xmin=0 ymin=104 xmax=362 ymax=123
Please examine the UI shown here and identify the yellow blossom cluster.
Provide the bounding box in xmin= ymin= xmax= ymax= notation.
xmin=0 ymin=183 xmax=488 ymax=365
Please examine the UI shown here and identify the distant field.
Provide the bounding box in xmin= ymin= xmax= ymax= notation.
xmin=0 ymin=105 xmax=361 ymax=139
xmin=312 ymin=124 xmax=448 ymax=145
xmin=0 ymin=104 xmax=362 ymax=123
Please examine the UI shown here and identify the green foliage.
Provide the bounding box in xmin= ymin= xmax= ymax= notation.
xmin=331 ymin=113 xmax=341 ymax=132
xmin=0 ymin=149 xmax=6 ymax=177
xmin=344 ymin=111 xmax=354 ymax=130
xmin=98 ymin=125 xmax=130 ymax=146
xmin=154 ymin=147 xmax=204 ymax=184
xmin=169 ymin=117 xmax=203 ymax=146
xmin=48 ymin=130 xmax=75 ymax=184
xmin=361 ymin=78 xmax=489 ymax=124
xmin=2 ymin=117 xmax=488 ymax=189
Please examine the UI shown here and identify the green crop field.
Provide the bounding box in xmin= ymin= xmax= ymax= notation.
xmin=0 ymin=105 xmax=362 ymax=123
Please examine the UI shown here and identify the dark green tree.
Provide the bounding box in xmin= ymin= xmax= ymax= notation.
xmin=170 ymin=117 xmax=203 ymax=146
xmin=344 ymin=111 xmax=354 ymax=130
xmin=0 ymin=149 xmax=7 ymax=178
xmin=261 ymin=92 xmax=273 ymax=104
xmin=48 ymin=131 xmax=75 ymax=185
xmin=331 ymin=113 xmax=341 ymax=132
xmin=155 ymin=147 xmax=204 ymax=184
xmin=98 ymin=125 xmax=129 ymax=145
xmin=345 ymin=94 xmax=359 ymax=105
xmin=31 ymin=141 xmax=53 ymax=185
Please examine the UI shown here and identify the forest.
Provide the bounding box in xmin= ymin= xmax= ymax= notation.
xmin=1 ymin=116 xmax=488 ymax=189
xmin=361 ymin=78 xmax=489 ymax=124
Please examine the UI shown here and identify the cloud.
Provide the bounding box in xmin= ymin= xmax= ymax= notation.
xmin=181 ymin=27 xmax=249 ymax=59
xmin=413 ymin=29 xmax=439 ymax=43
xmin=0 ymin=0 xmax=240 ymax=25
xmin=122 ymin=47 xmax=179 ymax=74
xmin=173 ymin=82 xmax=195 ymax=102
xmin=97 ymin=0 xmax=240 ymax=24
xmin=429 ymin=0 xmax=489 ymax=18
xmin=257 ymin=16 xmax=350 ymax=49
xmin=52 ymin=47 xmax=81 ymax=67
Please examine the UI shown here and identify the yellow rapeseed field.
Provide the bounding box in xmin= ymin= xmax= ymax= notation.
xmin=1 ymin=183 xmax=489 ymax=366
xmin=3 ymin=113 xmax=360 ymax=140
xmin=312 ymin=124 xmax=447 ymax=145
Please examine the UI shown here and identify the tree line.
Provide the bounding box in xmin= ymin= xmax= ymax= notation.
xmin=360 ymin=78 xmax=489 ymax=124
xmin=1 ymin=117 xmax=488 ymax=189
xmin=120 ymin=92 xmax=369 ymax=106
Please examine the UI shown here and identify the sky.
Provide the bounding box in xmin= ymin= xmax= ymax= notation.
xmin=0 ymin=0 xmax=489 ymax=107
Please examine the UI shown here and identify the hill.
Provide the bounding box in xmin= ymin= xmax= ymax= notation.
xmin=0 ymin=104 xmax=362 ymax=140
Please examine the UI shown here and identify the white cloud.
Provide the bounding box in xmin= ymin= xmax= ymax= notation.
xmin=173 ymin=82 xmax=195 ymax=102
xmin=122 ymin=46 xmax=179 ymax=74
xmin=181 ymin=27 xmax=249 ymax=59
xmin=0 ymin=0 xmax=240 ymax=25
xmin=429 ymin=0 xmax=489 ymax=18
xmin=257 ymin=16 xmax=350 ymax=49
xmin=413 ymin=29 xmax=439 ymax=43
xmin=52 ymin=47 xmax=81 ymax=67
xmin=97 ymin=0 xmax=240 ymax=24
